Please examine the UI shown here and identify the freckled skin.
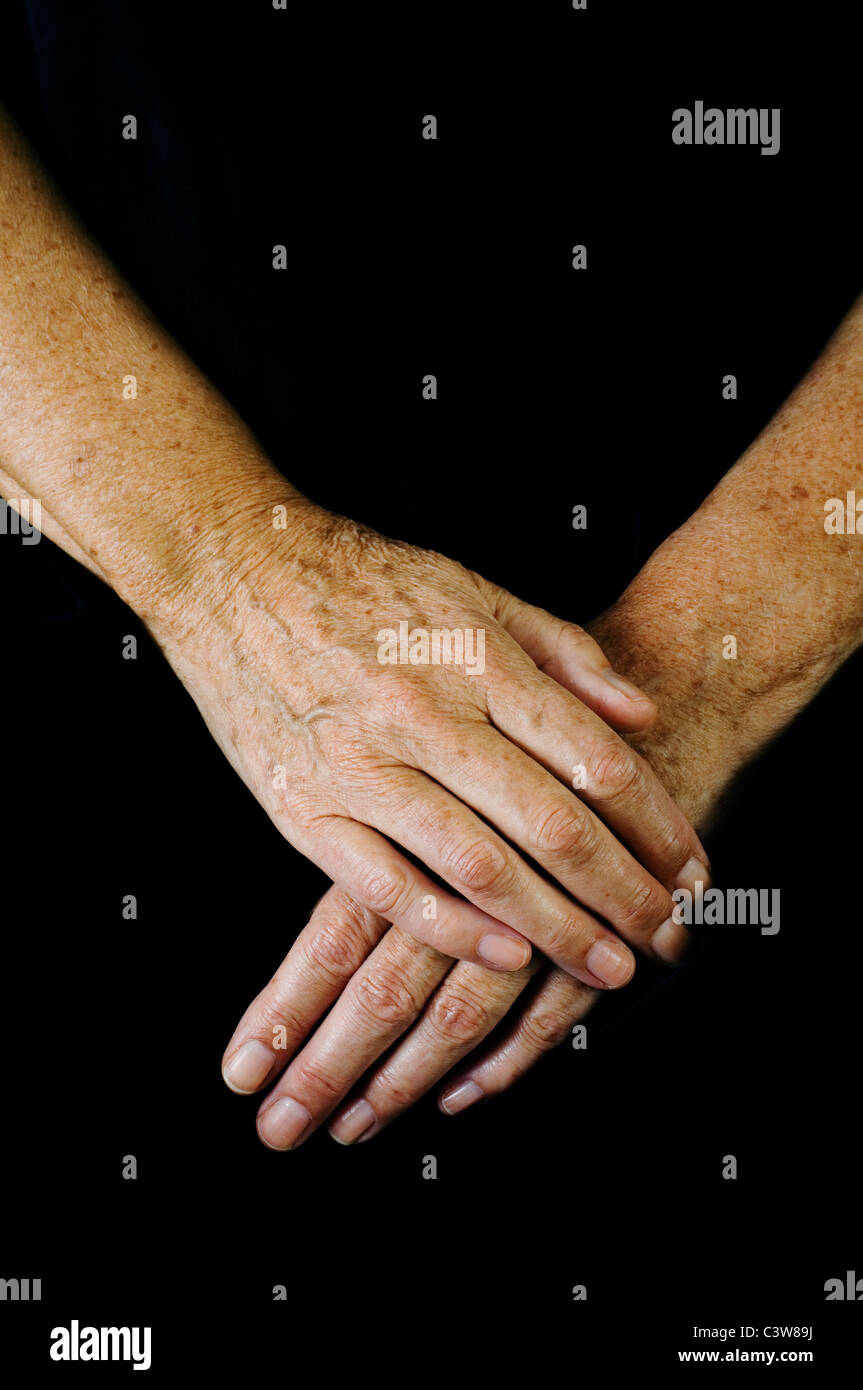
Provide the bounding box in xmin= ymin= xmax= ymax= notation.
xmin=591 ymin=301 xmax=863 ymax=827
xmin=0 ymin=102 xmax=711 ymax=991
xmin=237 ymin=310 xmax=863 ymax=1136
xmin=9 ymin=89 xmax=863 ymax=1130
xmin=222 ymin=293 xmax=863 ymax=1136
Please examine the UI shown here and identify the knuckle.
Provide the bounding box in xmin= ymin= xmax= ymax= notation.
xmin=291 ymin=1056 xmax=345 ymax=1106
xmin=615 ymin=876 xmax=668 ymax=934
xmin=586 ymin=741 xmax=642 ymax=801
xmin=354 ymin=963 xmax=420 ymax=1029
xmin=518 ymin=1005 xmax=575 ymax=1052
xmin=355 ymin=864 xmax=408 ymax=919
xmin=656 ymin=820 xmax=696 ymax=874
xmin=320 ymin=723 xmax=377 ymax=777
xmin=445 ymin=836 xmax=512 ymax=896
xmin=542 ymin=914 xmax=593 ymax=963
xmin=378 ymin=677 xmax=436 ymax=729
xmin=303 ymin=919 xmax=367 ymax=981
xmin=550 ymin=622 xmax=592 ymax=669
xmin=531 ymin=802 xmax=598 ymax=867
xmin=370 ymin=1066 xmax=418 ymax=1112
xmin=324 ymin=887 xmax=380 ymax=935
xmin=258 ymin=997 xmax=304 ymax=1044
xmin=428 ymin=987 xmax=494 ymax=1043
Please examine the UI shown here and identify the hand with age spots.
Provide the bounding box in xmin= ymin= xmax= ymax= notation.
xmin=0 ymin=102 xmax=706 ymax=1005
xmin=169 ymin=497 xmax=707 ymax=998
xmin=223 ymin=287 xmax=863 ymax=1146
xmin=5 ymin=99 xmax=861 ymax=1155
xmin=0 ymin=106 xmax=709 ymax=1162
xmin=221 ymin=588 xmax=718 ymax=1152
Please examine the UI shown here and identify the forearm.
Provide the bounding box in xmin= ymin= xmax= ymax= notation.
xmin=592 ymin=297 xmax=863 ymax=825
xmin=0 ymin=103 xmax=307 ymax=626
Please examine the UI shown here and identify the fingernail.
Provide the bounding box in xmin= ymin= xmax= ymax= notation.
xmin=585 ymin=938 xmax=635 ymax=988
xmin=651 ymin=915 xmax=694 ymax=966
xmin=329 ymin=1098 xmax=376 ymax=1146
xmin=477 ymin=934 xmax=531 ymax=971
xmin=222 ymin=1040 xmax=274 ymax=1094
xmin=258 ymin=1096 xmax=311 ymax=1150
xmin=440 ymin=1079 xmax=484 ymax=1115
xmin=675 ymin=857 xmax=712 ymax=895
xmin=601 ymin=668 xmax=651 ymax=702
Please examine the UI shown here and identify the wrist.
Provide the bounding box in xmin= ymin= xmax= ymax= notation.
xmin=588 ymin=592 xmax=731 ymax=829
xmin=590 ymin=510 xmax=857 ymax=827
xmin=108 ymin=450 xmax=320 ymax=638
xmin=589 ymin=531 xmax=783 ymax=828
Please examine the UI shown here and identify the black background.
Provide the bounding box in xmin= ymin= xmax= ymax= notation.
xmin=1 ymin=0 xmax=860 ymax=1376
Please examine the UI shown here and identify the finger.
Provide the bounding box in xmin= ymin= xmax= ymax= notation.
xmin=221 ymin=884 xmax=388 ymax=1095
xmin=492 ymin=590 xmax=656 ymax=733
xmin=388 ymin=731 xmax=690 ymax=968
xmin=437 ymin=968 xmax=598 ymax=1115
xmin=255 ymin=926 xmax=451 ymax=1151
xmin=327 ymin=956 xmax=542 ymax=1145
xmin=299 ymin=814 xmax=534 ymax=971
xmin=483 ymin=659 xmax=710 ymax=891
xmin=364 ymin=770 xmax=640 ymax=987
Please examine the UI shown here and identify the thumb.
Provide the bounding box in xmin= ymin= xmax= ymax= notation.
xmin=493 ymin=589 xmax=656 ymax=733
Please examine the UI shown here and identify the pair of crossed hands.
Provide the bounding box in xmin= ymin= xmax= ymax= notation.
xmin=207 ymin=500 xmax=724 ymax=1150
xmin=0 ymin=101 xmax=855 ymax=1158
